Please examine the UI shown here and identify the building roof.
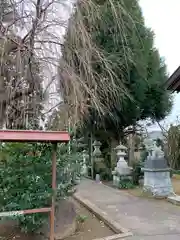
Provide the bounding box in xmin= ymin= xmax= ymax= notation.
xmin=166 ymin=66 xmax=180 ymax=92
xmin=0 ymin=130 xmax=70 ymax=142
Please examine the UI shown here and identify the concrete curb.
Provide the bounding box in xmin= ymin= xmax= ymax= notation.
xmin=168 ymin=195 xmax=180 ymax=206
xmin=74 ymin=192 xmax=133 ymax=239
xmin=93 ymin=233 xmax=132 ymax=240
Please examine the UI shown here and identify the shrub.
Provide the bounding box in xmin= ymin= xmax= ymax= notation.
xmin=118 ymin=179 xmax=135 ymax=189
xmin=100 ymin=169 xmax=112 ymax=181
xmin=131 ymin=161 xmax=144 ymax=185
xmin=172 ymin=170 xmax=180 ymax=175
xmin=0 ymin=142 xmax=82 ymax=232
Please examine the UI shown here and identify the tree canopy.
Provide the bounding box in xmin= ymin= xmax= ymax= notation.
xmin=60 ymin=0 xmax=172 ymax=139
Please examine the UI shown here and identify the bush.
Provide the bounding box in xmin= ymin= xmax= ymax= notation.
xmin=100 ymin=169 xmax=112 ymax=181
xmin=172 ymin=170 xmax=180 ymax=175
xmin=0 ymin=142 xmax=82 ymax=232
xmin=118 ymin=179 xmax=135 ymax=189
xmin=132 ymin=161 xmax=144 ymax=185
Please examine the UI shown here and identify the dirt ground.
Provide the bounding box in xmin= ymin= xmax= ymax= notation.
xmin=171 ymin=175 xmax=180 ymax=195
xmin=66 ymin=201 xmax=114 ymax=240
xmin=0 ymin=200 xmax=114 ymax=240
xmin=0 ymin=224 xmax=41 ymax=240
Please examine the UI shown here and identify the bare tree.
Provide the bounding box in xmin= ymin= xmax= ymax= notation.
xmin=0 ymin=0 xmax=71 ymax=129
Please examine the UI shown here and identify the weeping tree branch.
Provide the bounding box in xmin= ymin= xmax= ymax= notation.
xmin=0 ymin=0 xmax=68 ymax=128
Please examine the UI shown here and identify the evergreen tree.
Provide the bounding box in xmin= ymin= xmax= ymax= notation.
xmin=60 ymin=0 xmax=172 ymax=140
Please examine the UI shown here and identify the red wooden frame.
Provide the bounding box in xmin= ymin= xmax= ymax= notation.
xmin=0 ymin=130 xmax=70 ymax=240
xmin=0 ymin=130 xmax=70 ymax=142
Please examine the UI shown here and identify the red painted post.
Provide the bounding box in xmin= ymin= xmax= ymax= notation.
xmin=50 ymin=143 xmax=57 ymax=240
xmin=0 ymin=130 xmax=70 ymax=240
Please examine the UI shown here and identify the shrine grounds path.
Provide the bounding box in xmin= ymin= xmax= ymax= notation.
xmin=74 ymin=179 xmax=180 ymax=240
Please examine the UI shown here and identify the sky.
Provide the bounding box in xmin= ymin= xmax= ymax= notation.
xmin=139 ymin=0 xmax=180 ymax=129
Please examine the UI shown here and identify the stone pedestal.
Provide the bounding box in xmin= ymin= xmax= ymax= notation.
xmin=143 ymin=141 xmax=173 ymax=197
xmin=93 ymin=140 xmax=106 ymax=180
xmin=112 ymin=143 xmax=132 ymax=187
xmin=143 ymin=170 xmax=173 ymax=197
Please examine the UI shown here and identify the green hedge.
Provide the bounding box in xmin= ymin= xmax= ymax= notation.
xmin=0 ymin=142 xmax=82 ymax=232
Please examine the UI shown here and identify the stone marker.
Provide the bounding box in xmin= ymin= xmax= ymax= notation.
xmin=93 ymin=140 xmax=106 ymax=180
xmin=81 ymin=150 xmax=88 ymax=176
xmin=143 ymin=139 xmax=173 ymax=197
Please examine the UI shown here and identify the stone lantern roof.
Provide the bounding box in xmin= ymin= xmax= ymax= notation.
xmin=115 ymin=144 xmax=127 ymax=151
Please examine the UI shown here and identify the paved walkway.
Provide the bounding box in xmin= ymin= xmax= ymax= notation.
xmin=75 ymin=179 xmax=180 ymax=239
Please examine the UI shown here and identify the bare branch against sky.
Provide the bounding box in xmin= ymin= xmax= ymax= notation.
xmin=0 ymin=0 xmax=73 ymax=128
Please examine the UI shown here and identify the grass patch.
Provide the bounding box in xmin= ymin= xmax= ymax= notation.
xmin=172 ymin=174 xmax=180 ymax=180
xmin=171 ymin=177 xmax=180 ymax=195
xmin=124 ymin=187 xmax=155 ymax=199
xmin=124 ymin=178 xmax=180 ymax=199
xmin=76 ymin=214 xmax=88 ymax=223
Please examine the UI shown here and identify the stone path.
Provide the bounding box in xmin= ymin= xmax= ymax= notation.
xmin=75 ymin=179 xmax=180 ymax=239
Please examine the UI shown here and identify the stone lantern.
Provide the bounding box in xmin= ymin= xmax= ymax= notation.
xmin=93 ymin=140 xmax=102 ymax=158
xmin=112 ymin=143 xmax=132 ymax=187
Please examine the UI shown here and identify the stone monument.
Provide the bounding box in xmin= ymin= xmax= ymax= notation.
xmin=143 ymin=139 xmax=173 ymax=197
xmin=112 ymin=143 xmax=132 ymax=187
xmin=81 ymin=150 xmax=88 ymax=176
xmin=93 ymin=140 xmax=106 ymax=180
